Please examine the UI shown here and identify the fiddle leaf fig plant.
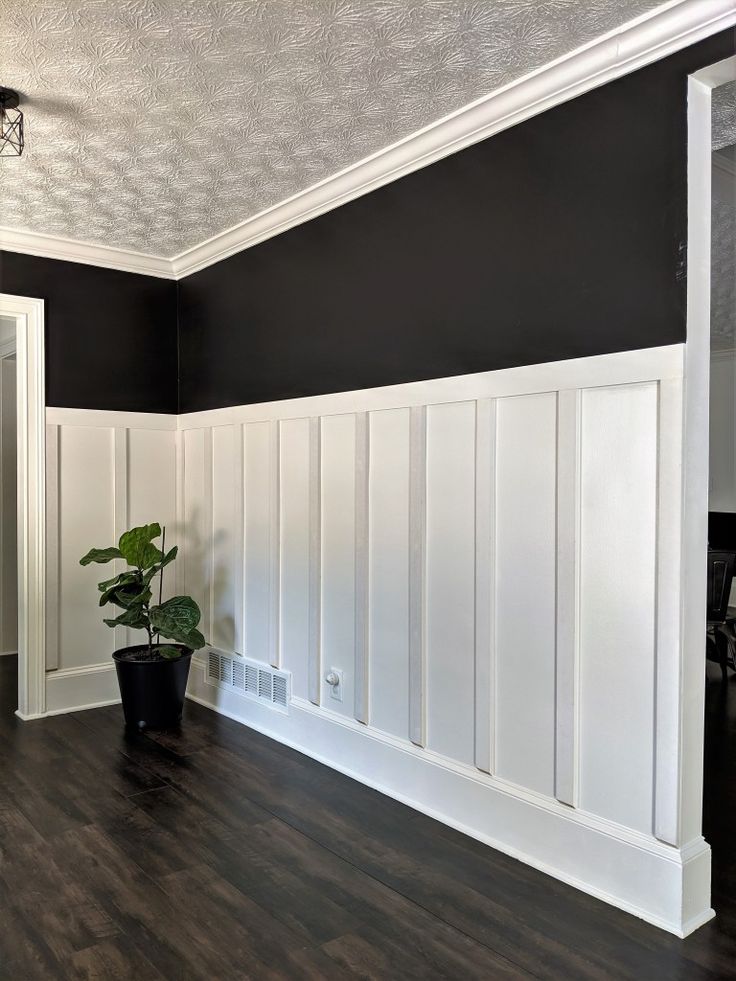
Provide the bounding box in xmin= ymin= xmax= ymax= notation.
xmin=80 ymin=522 xmax=205 ymax=658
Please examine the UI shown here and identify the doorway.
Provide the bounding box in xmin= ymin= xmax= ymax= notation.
xmin=0 ymin=315 xmax=18 ymax=712
xmin=0 ymin=293 xmax=46 ymax=719
xmin=691 ymin=55 xmax=736 ymax=927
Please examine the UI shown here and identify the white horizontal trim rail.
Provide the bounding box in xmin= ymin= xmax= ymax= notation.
xmin=1 ymin=0 xmax=733 ymax=280
xmin=179 ymin=345 xmax=685 ymax=430
xmin=45 ymin=407 xmax=178 ymax=430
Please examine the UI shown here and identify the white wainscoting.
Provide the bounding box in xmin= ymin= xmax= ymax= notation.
xmin=45 ymin=408 xmax=178 ymax=712
xmin=42 ymin=344 xmax=710 ymax=936
xmin=176 ymin=343 xmax=710 ymax=937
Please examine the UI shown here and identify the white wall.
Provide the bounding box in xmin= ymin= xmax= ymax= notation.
xmin=0 ymin=356 xmax=17 ymax=655
xmin=41 ymin=344 xmax=710 ymax=936
xmin=44 ymin=409 xmax=178 ymax=713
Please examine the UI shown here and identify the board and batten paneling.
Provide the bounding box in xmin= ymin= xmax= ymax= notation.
xmin=211 ymin=424 xmax=242 ymax=653
xmin=178 ymin=344 xmax=686 ymax=845
xmin=45 ymin=409 xmax=178 ymax=686
xmin=279 ymin=417 xmax=312 ymax=701
xmin=578 ymin=382 xmax=659 ymax=834
xmin=320 ymin=413 xmax=357 ymax=717
xmin=57 ymin=424 xmax=115 ymax=671
xmin=368 ymin=408 xmax=411 ymax=739
xmin=425 ymin=400 xmax=477 ymax=766
xmin=494 ymin=392 xmax=558 ymax=796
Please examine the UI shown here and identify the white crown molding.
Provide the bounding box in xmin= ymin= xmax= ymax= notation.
xmin=170 ymin=0 xmax=736 ymax=278
xmin=1 ymin=0 xmax=734 ymax=281
xmin=0 ymin=225 xmax=175 ymax=280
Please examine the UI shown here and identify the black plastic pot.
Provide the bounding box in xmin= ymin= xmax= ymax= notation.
xmin=113 ymin=644 xmax=193 ymax=730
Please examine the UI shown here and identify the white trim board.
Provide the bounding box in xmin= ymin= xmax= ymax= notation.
xmin=0 ymin=294 xmax=46 ymax=721
xmin=1 ymin=0 xmax=734 ymax=281
xmin=44 ymin=661 xmax=120 ymax=717
xmin=186 ymin=658 xmax=712 ymax=938
xmin=45 ymin=407 xmax=178 ymax=430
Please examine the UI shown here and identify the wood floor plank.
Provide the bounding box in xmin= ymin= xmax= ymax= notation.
xmin=1 ymin=654 xmax=736 ymax=979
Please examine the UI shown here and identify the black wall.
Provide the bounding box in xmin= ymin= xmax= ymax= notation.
xmin=3 ymin=30 xmax=733 ymax=415
xmin=0 ymin=251 xmax=178 ymax=413
xmin=177 ymin=29 xmax=735 ymax=413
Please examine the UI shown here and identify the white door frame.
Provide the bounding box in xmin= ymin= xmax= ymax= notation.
xmin=681 ymin=57 xmax=736 ymax=847
xmin=0 ymin=293 xmax=46 ymax=719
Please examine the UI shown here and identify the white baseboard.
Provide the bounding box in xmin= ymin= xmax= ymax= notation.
xmin=187 ymin=657 xmax=712 ymax=938
xmin=45 ymin=661 xmax=120 ymax=715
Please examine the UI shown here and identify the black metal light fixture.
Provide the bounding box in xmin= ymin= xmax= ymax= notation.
xmin=0 ymin=87 xmax=23 ymax=157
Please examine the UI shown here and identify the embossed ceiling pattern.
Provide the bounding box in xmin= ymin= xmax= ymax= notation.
xmin=711 ymin=108 xmax=736 ymax=351
xmin=0 ymin=0 xmax=663 ymax=257
xmin=712 ymin=192 xmax=736 ymax=349
xmin=713 ymin=80 xmax=736 ymax=151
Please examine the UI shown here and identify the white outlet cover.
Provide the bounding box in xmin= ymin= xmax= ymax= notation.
xmin=329 ymin=668 xmax=344 ymax=702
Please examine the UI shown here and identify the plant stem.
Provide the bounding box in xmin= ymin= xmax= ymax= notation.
xmin=156 ymin=526 xmax=166 ymax=645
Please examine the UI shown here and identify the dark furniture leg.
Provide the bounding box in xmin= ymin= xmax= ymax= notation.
xmin=715 ymin=626 xmax=730 ymax=683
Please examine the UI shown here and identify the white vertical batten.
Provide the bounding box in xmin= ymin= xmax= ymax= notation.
xmin=555 ymin=389 xmax=581 ymax=807
xmin=474 ymin=398 xmax=496 ymax=773
xmin=308 ymin=415 xmax=321 ymax=704
xmin=354 ymin=411 xmax=370 ymax=724
xmin=174 ymin=427 xmax=185 ymax=598
xmin=5 ymin=295 xmax=46 ymax=720
xmin=409 ymin=405 xmax=427 ymax=746
xmin=203 ymin=426 xmax=214 ymax=645
xmin=232 ymin=424 xmax=245 ymax=654
xmin=240 ymin=423 xmax=248 ymax=656
xmin=655 ymin=375 xmax=685 ymax=845
xmin=44 ymin=423 xmax=60 ymax=671
xmin=113 ymin=427 xmax=129 ymax=651
xmin=269 ymin=419 xmax=281 ymax=667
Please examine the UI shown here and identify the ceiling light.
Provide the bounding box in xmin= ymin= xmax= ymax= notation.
xmin=0 ymin=88 xmax=23 ymax=157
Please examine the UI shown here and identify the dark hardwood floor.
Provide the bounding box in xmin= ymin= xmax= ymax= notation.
xmin=1 ymin=655 xmax=736 ymax=979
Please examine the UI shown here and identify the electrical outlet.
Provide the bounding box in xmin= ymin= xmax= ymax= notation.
xmin=325 ymin=668 xmax=343 ymax=702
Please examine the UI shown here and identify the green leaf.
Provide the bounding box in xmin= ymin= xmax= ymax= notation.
xmin=99 ymin=581 xmax=151 ymax=609
xmin=97 ymin=571 xmax=140 ymax=593
xmin=80 ymin=547 xmax=122 ymax=567
xmin=141 ymin=546 xmax=179 ymax=588
xmin=159 ymin=545 xmax=178 ymax=569
xmin=103 ymin=607 xmax=149 ymax=630
xmin=150 ymin=596 xmax=204 ymax=648
xmin=118 ymin=523 xmax=162 ymax=570
xmin=157 ymin=645 xmax=184 ymax=660
xmin=116 ymin=586 xmax=152 ymax=609
xmin=178 ymin=628 xmax=205 ymax=651
xmin=98 ymin=570 xmax=142 ymax=606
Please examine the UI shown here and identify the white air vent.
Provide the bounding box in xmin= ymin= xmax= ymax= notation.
xmin=205 ymin=648 xmax=290 ymax=713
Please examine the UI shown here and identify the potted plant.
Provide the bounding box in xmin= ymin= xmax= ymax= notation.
xmin=80 ymin=522 xmax=205 ymax=730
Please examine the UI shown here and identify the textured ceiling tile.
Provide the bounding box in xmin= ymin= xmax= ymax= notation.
xmin=711 ymin=77 xmax=736 ymax=350
xmin=0 ymin=1 xmax=668 ymax=255
xmin=713 ymin=80 xmax=736 ymax=152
